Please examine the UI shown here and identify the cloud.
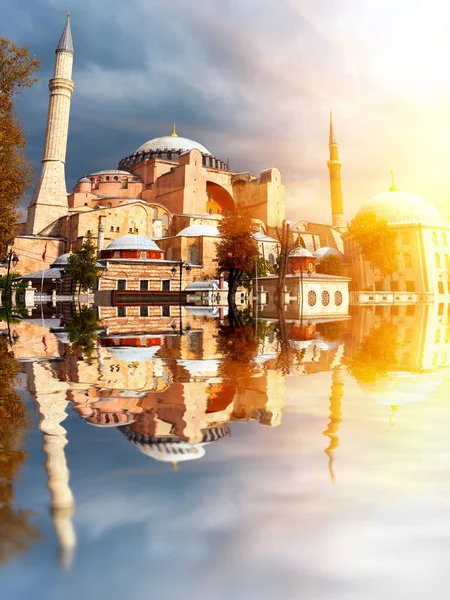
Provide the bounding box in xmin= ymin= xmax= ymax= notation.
xmin=4 ymin=0 xmax=450 ymax=222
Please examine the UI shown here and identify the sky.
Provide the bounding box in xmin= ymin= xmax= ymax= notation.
xmin=3 ymin=0 xmax=450 ymax=223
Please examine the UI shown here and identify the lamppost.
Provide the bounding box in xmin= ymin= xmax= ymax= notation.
xmin=2 ymin=249 xmax=19 ymax=307
xmin=171 ymin=260 xmax=191 ymax=333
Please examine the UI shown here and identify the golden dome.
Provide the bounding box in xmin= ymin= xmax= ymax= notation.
xmin=357 ymin=190 xmax=442 ymax=226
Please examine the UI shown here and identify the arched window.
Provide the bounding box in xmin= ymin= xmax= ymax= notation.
xmin=107 ymin=202 xmax=112 ymax=208
xmin=433 ymin=232 xmax=438 ymax=245
xmin=404 ymin=253 xmax=412 ymax=269
xmin=114 ymin=176 xmax=118 ymax=181
xmin=445 ymin=254 xmax=449 ymax=268
xmin=435 ymin=253 xmax=441 ymax=268
xmin=268 ymin=253 xmax=275 ymax=266
xmin=208 ymin=208 xmax=212 ymax=215
xmin=106 ymin=176 xmax=110 ymax=181
xmin=188 ymin=245 xmax=199 ymax=264
xmin=443 ymin=233 xmax=447 ymax=246
xmin=216 ymin=209 xmax=221 ymax=214
xmin=162 ymin=213 xmax=169 ymax=226
xmin=321 ymin=290 xmax=330 ymax=306
xmin=121 ymin=179 xmax=128 ymax=189
xmin=153 ymin=207 xmax=158 ymax=220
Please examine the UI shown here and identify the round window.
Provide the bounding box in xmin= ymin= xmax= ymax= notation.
xmin=308 ymin=290 xmax=316 ymax=306
xmin=322 ymin=290 xmax=330 ymax=306
xmin=335 ymin=290 xmax=343 ymax=306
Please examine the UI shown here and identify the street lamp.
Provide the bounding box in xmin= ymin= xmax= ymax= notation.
xmin=2 ymin=250 xmax=19 ymax=307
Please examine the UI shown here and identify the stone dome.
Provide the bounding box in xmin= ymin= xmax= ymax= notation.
xmin=357 ymin=190 xmax=442 ymax=226
xmin=89 ymin=170 xmax=132 ymax=176
xmin=313 ymin=247 xmax=344 ymax=260
xmin=51 ymin=253 xmax=71 ymax=267
xmin=136 ymin=135 xmax=211 ymax=156
xmin=78 ymin=177 xmax=91 ymax=183
xmin=106 ymin=234 xmax=161 ymax=252
xmin=177 ymin=225 xmax=220 ymax=237
xmin=289 ymin=246 xmax=314 ymax=258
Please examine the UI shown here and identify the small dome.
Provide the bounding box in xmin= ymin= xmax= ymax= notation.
xmin=313 ymin=247 xmax=344 ymax=260
xmin=78 ymin=177 xmax=91 ymax=183
xmin=289 ymin=246 xmax=314 ymax=258
xmin=177 ymin=225 xmax=220 ymax=237
xmin=106 ymin=346 xmax=161 ymax=362
xmin=136 ymin=135 xmax=211 ymax=156
xmin=357 ymin=190 xmax=442 ymax=226
xmin=51 ymin=253 xmax=71 ymax=267
xmin=106 ymin=234 xmax=161 ymax=252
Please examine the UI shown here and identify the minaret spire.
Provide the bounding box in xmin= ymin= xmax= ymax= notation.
xmin=26 ymin=14 xmax=75 ymax=236
xmin=327 ymin=110 xmax=345 ymax=232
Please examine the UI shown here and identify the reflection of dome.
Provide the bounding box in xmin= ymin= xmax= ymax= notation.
xmin=106 ymin=234 xmax=161 ymax=252
xmin=177 ymin=225 xmax=220 ymax=237
xmin=51 ymin=253 xmax=71 ymax=267
xmin=314 ymin=247 xmax=344 ymax=260
xmin=136 ymin=136 xmax=211 ymax=156
xmin=357 ymin=190 xmax=442 ymax=225
xmin=106 ymin=346 xmax=161 ymax=362
xmin=289 ymin=247 xmax=314 ymax=258
xmin=362 ymin=370 xmax=448 ymax=405
xmin=119 ymin=425 xmax=229 ymax=462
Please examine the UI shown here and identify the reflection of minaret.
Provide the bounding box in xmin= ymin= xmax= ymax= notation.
xmin=327 ymin=111 xmax=345 ymax=232
xmin=26 ymin=362 xmax=76 ymax=570
xmin=26 ymin=14 xmax=74 ymax=235
xmin=323 ymin=346 xmax=345 ymax=482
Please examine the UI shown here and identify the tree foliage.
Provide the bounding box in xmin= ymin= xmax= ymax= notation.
xmin=316 ymin=254 xmax=344 ymax=276
xmin=268 ymin=221 xmax=298 ymax=310
xmin=216 ymin=211 xmax=259 ymax=305
xmin=65 ymin=306 xmax=102 ymax=364
xmin=65 ymin=235 xmax=101 ymax=293
xmin=0 ymin=336 xmax=41 ymax=563
xmin=345 ymin=319 xmax=399 ymax=386
xmin=0 ymin=39 xmax=41 ymax=255
xmin=347 ymin=212 xmax=399 ymax=278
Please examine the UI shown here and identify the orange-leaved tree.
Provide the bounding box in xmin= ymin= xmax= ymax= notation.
xmin=216 ymin=211 xmax=259 ymax=307
xmin=0 ymin=39 xmax=41 ymax=255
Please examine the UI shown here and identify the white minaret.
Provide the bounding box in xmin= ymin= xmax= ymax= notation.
xmin=26 ymin=361 xmax=77 ymax=570
xmin=26 ymin=14 xmax=74 ymax=236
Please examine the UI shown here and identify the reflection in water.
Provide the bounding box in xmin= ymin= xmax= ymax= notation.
xmin=1 ymin=301 xmax=450 ymax=596
xmin=0 ymin=337 xmax=40 ymax=564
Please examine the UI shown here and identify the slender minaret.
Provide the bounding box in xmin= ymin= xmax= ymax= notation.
xmin=327 ymin=111 xmax=345 ymax=232
xmin=26 ymin=361 xmax=76 ymax=570
xmin=26 ymin=14 xmax=74 ymax=236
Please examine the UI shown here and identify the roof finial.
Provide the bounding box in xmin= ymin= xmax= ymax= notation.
xmin=67 ymin=11 xmax=70 ymax=19
xmin=171 ymin=122 xmax=178 ymax=137
xmin=172 ymin=461 xmax=178 ymax=472
xmin=389 ymin=171 xmax=398 ymax=192
xmin=329 ymin=109 xmax=337 ymax=145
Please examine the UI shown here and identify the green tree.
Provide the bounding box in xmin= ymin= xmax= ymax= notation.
xmin=0 ymin=39 xmax=41 ymax=255
xmin=65 ymin=234 xmax=101 ymax=296
xmin=347 ymin=212 xmax=399 ymax=282
xmin=216 ymin=211 xmax=259 ymax=306
xmin=241 ymin=255 xmax=274 ymax=291
xmin=316 ymin=254 xmax=344 ymax=276
xmin=65 ymin=306 xmax=102 ymax=364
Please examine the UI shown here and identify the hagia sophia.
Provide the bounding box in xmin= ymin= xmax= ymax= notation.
xmin=7 ymin=14 xmax=450 ymax=303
